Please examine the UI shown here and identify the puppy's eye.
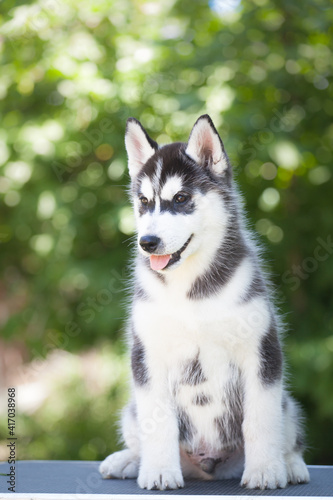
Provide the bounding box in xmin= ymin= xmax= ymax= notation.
xmin=139 ymin=196 xmax=148 ymax=205
xmin=174 ymin=192 xmax=189 ymax=204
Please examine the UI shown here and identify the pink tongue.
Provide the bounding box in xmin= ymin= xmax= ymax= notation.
xmin=150 ymin=254 xmax=171 ymax=271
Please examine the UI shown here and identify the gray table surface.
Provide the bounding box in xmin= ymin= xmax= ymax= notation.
xmin=0 ymin=461 xmax=332 ymax=499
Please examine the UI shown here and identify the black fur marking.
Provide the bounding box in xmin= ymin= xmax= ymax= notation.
xmin=134 ymin=284 xmax=149 ymax=301
xmin=177 ymin=407 xmax=196 ymax=442
xmin=192 ymin=393 xmax=212 ymax=406
xmin=164 ymin=234 xmax=193 ymax=269
xmin=241 ymin=271 xmax=266 ymax=303
xmin=129 ymin=400 xmax=137 ymax=418
xmin=188 ymin=216 xmax=248 ymax=300
xmin=294 ymin=432 xmax=306 ymax=453
xmin=131 ymin=334 xmax=150 ymax=386
xmin=154 ymin=271 xmax=166 ymax=283
xmin=215 ymin=365 xmax=244 ymax=449
xmin=181 ymin=352 xmax=207 ymax=386
xmin=160 ymin=197 xmax=196 ymax=215
xmin=259 ymin=320 xmax=283 ymax=385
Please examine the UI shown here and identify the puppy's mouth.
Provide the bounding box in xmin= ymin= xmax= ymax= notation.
xmin=150 ymin=235 xmax=193 ymax=271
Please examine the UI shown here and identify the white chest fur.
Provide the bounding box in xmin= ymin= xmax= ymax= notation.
xmin=133 ymin=256 xmax=270 ymax=367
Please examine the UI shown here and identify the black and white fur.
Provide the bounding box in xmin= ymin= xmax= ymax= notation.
xmin=99 ymin=115 xmax=309 ymax=490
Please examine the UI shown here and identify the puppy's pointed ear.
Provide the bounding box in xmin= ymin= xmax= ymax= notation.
xmin=185 ymin=115 xmax=229 ymax=175
xmin=125 ymin=118 xmax=158 ymax=178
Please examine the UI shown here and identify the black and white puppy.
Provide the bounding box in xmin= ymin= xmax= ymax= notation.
xmin=100 ymin=115 xmax=309 ymax=490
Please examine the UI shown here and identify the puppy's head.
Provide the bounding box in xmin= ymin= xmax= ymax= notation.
xmin=125 ymin=115 xmax=232 ymax=272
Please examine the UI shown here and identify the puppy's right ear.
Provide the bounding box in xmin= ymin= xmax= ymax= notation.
xmin=125 ymin=118 xmax=158 ymax=178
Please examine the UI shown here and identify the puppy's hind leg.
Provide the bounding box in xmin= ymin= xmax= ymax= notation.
xmin=99 ymin=400 xmax=140 ymax=479
xmin=99 ymin=449 xmax=139 ymax=479
xmin=214 ymin=448 xmax=245 ymax=480
xmin=283 ymin=395 xmax=310 ymax=485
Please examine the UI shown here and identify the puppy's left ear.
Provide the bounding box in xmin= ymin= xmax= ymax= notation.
xmin=125 ymin=118 xmax=158 ymax=178
xmin=185 ymin=115 xmax=229 ymax=175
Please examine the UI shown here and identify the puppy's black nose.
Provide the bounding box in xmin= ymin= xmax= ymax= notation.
xmin=139 ymin=235 xmax=161 ymax=253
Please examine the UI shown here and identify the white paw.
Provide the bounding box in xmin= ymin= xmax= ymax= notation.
xmin=138 ymin=466 xmax=184 ymax=490
xmin=286 ymin=455 xmax=310 ymax=484
xmin=99 ymin=449 xmax=139 ymax=479
xmin=241 ymin=461 xmax=287 ymax=489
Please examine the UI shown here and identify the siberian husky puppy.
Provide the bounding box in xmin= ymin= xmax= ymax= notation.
xmin=99 ymin=115 xmax=309 ymax=490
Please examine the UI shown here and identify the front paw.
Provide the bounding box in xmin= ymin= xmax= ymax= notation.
xmin=138 ymin=466 xmax=184 ymax=490
xmin=241 ymin=461 xmax=287 ymax=490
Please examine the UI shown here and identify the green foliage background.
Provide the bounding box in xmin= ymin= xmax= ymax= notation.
xmin=0 ymin=0 xmax=332 ymax=465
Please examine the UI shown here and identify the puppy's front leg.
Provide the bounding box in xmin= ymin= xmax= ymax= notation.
xmin=241 ymin=323 xmax=287 ymax=490
xmin=135 ymin=386 xmax=184 ymax=490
